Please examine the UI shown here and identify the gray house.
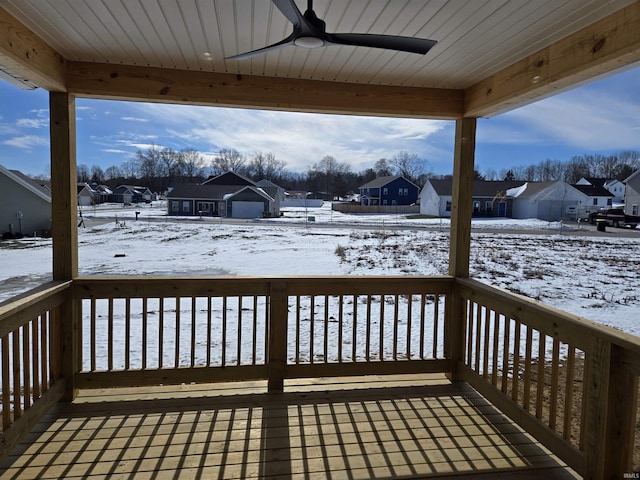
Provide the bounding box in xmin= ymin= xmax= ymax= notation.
xmin=167 ymin=171 xmax=278 ymax=218
xmin=624 ymin=169 xmax=640 ymax=216
xmin=0 ymin=165 xmax=51 ymax=237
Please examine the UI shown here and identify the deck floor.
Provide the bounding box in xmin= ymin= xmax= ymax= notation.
xmin=0 ymin=374 xmax=579 ymax=479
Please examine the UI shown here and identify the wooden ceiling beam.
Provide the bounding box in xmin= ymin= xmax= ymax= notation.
xmin=65 ymin=61 xmax=464 ymax=120
xmin=0 ymin=6 xmax=66 ymax=91
xmin=465 ymin=1 xmax=640 ymax=118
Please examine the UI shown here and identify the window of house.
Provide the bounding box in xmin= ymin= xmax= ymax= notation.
xmin=399 ymin=188 xmax=403 ymax=195
xmin=171 ymin=201 xmax=179 ymax=212
xmin=607 ymin=198 xmax=612 ymax=205
xmin=392 ymin=200 xmax=397 ymax=205
xmin=403 ymin=188 xmax=408 ymax=196
xmin=593 ymin=198 xmax=598 ymax=206
xmin=383 ymin=188 xmax=388 ymax=195
xmin=633 ymin=205 xmax=638 ymax=215
xmin=473 ymin=201 xmax=480 ymax=213
xmin=182 ymin=201 xmax=190 ymax=213
xmin=383 ymin=200 xmax=387 ymax=205
xmin=445 ymin=201 xmax=451 ymax=212
xmin=485 ymin=201 xmax=493 ymax=213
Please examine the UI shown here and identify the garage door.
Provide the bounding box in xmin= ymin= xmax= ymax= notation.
xmin=231 ymin=201 xmax=264 ymax=219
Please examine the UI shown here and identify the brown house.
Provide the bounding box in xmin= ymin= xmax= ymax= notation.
xmin=1 ymin=2 xmax=639 ymax=478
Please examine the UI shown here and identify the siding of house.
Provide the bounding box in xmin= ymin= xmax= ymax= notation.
xmin=624 ymin=171 xmax=640 ymax=216
xmin=0 ymin=169 xmax=51 ymax=236
xmin=226 ymin=188 xmax=272 ymax=218
xmin=360 ymin=176 xmax=419 ymax=206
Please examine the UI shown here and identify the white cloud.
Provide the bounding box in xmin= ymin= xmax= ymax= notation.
xmin=16 ymin=118 xmax=48 ymax=128
xmin=3 ymin=135 xmax=49 ymax=149
xmin=131 ymin=103 xmax=450 ymax=171
xmin=121 ymin=116 xmax=150 ymax=122
xmin=481 ymin=74 xmax=640 ymax=152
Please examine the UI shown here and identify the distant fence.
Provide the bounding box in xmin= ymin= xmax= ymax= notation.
xmin=282 ymin=199 xmax=324 ymax=208
xmin=332 ymin=203 xmax=420 ymax=214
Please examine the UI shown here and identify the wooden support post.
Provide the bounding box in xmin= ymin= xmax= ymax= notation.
xmin=583 ymin=339 xmax=638 ymax=479
xmin=447 ymin=117 xmax=476 ymax=381
xmin=268 ymin=281 xmax=288 ymax=393
xmin=50 ymin=92 xmax=79 ymax=400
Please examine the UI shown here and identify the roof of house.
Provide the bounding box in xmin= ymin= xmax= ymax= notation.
xmin=359 ymin=176 xmax=417 ymax=189
xmin=203 ymin=171 xmax=256 ymax=186
xmin=167 ymin=183 xmax=245 ymax=199
xmin=571 ymin=184 xmax=614 ymax=197
xmin=424 ymin=180 xmax=524 ymax=197
xmin=1 ymin=165 xmax=51 ymax=202
xmin=224 ymin=186 xmax=274 ymax=202
xmin=624 ymin=169 xmax=640 ymax=184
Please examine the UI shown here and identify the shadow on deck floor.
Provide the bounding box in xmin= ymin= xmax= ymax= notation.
xmin=0 ymin=374 xmax=580 ymax=479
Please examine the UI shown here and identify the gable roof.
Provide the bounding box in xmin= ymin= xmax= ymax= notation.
xmin=425 ymin=180 xmax=524 ymax=197
xmin=571 ymin=184 xmax=614 ymax=197
xmin=202 ymin=171 xmax=256 ymax=186
xmin=624 ymin=169 xmax=640 ymax=184
xmin=166 ymin=183 xmax=244 ymax=199
xmin=359 ymin=176 xmax=417 ymax=189
xmin=0 ymin=165 xmax=51 ymax=202
xmin=224 ymin=186 xmax=274 ymax=202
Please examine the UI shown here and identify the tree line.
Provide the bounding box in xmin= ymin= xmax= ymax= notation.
xmin=77 ymin=146 xmax=430 ymax=199
xmin=480 ymin=151 xmax=640 ymax=184
xmin=77 ymin=146 xmax=640 ymax=199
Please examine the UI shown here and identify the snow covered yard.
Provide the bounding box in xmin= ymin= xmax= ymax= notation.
xmin=1 ymin=203 xmax=639 ymax=335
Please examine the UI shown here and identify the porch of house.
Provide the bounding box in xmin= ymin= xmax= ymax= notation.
xmin=1 ymin=276 xmax=639 ymax=478
xmin=1 ymin=375 xmax=578 ymax=479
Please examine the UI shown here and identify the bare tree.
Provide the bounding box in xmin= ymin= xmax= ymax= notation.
xmin=132 ymin=145 xmax=164 ymax=191
xmin=90 ymin=165 xmax=105 ymax=184
xmin=77 ymin=164 xmax=90 ymax=183
xmin=307 ymin=155 xmax=352 ymax=199
xmin=374 ymin=158 xmax=392 ymax=177
xmin=389 ymin=151 xmax=427 ymax=183
xmin=211 ymin=148 xmax=247 ymax=175
xmin=178 ymin=148 xmax=205 ymax=181
xmin=247 ymin=152 xmax=287 ymax=181
xmin=104 ymin=165 xmax=122 ymax=182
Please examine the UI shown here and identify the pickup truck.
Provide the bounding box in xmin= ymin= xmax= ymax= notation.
xmin=588 ymin=208 xmax=640 ymax=229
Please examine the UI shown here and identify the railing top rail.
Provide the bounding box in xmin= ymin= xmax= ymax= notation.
xmin=73 ymin=275 xmax=455 ymax=298
xmin=456 ymin=277 xmax=640 ymax=356
xmin=0 ymin=280 xmax=71 ymax=337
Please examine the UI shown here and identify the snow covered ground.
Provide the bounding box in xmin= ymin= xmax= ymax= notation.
xmin=1 ymin=201 xmax=639 ymax=335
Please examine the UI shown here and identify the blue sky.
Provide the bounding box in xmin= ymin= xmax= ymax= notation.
xmin=0 ymin=65 xmax=639 ymax=179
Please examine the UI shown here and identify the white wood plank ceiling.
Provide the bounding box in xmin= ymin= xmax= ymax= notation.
xmin=1 ymin=0 xmax=636 ymax=89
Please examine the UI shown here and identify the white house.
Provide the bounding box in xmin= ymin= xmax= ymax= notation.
xmin=574 ymin=177 xmax=622 ymax=205
xmin=419 ymin=180 xmax=524 ymax=217
xmin=508 ymin=181 xmax=588 ymax=221
xmin=624 ymin=169 xmax=640 ymax=216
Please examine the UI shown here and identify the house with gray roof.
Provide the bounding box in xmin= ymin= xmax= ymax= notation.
xmin=167 ymin=171 xmax=278 ymax=218
xmin=0 ymin=165 xmax=51 ymax=237
xmin=359 ymin=176 xmax=419 ymax=206
xmin=419 ymin=180 xmax=523 ymax=217
xmin=508 ymin=181 xmax=588 ymax=221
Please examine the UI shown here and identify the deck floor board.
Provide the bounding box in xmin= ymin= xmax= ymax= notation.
xmin=0 ymin=374 xmax=580 ymax=479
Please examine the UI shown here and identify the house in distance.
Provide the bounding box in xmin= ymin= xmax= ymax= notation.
xmin=359 ymin=175 xmax=419 ymax=206
xmin=166 ymin=171 xmax=279 ymax=219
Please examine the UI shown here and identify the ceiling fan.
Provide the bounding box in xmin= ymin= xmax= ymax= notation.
xmin=226 ymin=0 xmax=437 ymax=60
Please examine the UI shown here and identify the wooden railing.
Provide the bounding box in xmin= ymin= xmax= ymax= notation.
xmin=457 ymin=278 xmax=640 ymax=478
xmin=73 ymin=276 xmax=453 ymax=391
xmin=0 ymin=281 xmax=70 ymax=457
xmin=2 ymin=275 xmax=639 ymax=476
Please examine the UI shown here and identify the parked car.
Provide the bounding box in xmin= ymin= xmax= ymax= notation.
xmin=588 ymin=208 xmax=639 ymax=229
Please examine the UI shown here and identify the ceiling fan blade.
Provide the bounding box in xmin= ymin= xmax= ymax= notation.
xmin=226 ymin=35 xmax=296 ymax=60
xmin=272 ymin=0 xmax=306 ymax=28
xmin=326 ymin=33 xmax=436 ymax=55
